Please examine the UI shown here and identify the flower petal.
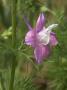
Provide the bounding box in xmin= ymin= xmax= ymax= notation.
xmin=50 ymin=32 xmax=58 ymax=46
xmin=25 ymin=30 xmax=34 ymax=46
xmin=46 ymin=24 xmax=58 ymax=32
xmin=34 ymin=45 xmax=50 ymax=63
xmin=23 ymin=16 xmax=32 ymax=30
xmin=38 ymin=27 xmax=50 ymax=45
xmin=36 ymin=13 xmax=45 ymax=32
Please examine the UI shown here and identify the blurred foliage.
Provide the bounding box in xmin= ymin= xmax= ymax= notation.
xmin=0 ymin=0 xmax=67 ymax=90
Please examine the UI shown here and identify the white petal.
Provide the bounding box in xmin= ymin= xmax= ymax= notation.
xmin=46 ymin=24 xmax=58 ymax=32
xmin=38 ymin=29 xmax=50 ymax=45
xmin=37 ymin=24 xmax=58 ymax=45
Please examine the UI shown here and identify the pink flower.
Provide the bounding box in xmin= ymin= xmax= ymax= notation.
xmin=24 ymin=13 xmax=58 ymax=63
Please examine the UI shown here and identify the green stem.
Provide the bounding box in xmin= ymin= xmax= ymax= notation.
xmin=0 ymin=72 xmax=6 ymax=90
xmin=9 ymin=0 xmax=17 ymax=90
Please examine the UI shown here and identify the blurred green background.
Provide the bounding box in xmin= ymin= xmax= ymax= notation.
xmin=0 ymin=0 xmax=67 ymax=90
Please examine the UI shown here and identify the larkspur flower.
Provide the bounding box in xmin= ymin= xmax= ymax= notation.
xmin=24 ymin=13 xmax=58 ymax=63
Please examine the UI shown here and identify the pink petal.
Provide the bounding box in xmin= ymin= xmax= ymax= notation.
xmin=25 ymin=30 xmax=34 ymax=46
xmin=36 ymin=13 xmax=45 ymax=32
xmin=50 ymin=32 xmax=58 ymax=46
xmin=23 ymin=16 xmax=32 ymax=30
xmin=34 ymin=45 xmax=50 ymax=63
xmin=25 ymin=27 xmax=39 ymax=47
